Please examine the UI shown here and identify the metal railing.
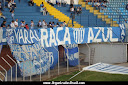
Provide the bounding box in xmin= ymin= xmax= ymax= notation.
xmin=0 ymin=65 xmax=7 ymax=81
xmin=1 ymin=57 xmax=12 ymax=81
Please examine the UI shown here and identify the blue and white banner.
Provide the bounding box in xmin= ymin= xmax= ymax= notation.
xmin=3 ymin=26 xmax=125 ymax=46
xmin=64 ymin=44 xmax=79 ymax=66
xmin=0 ymin=28 xmax=7 ymax=45
xmin=17 ymin=52 xmax=52 ymax=77
xmin=39 ymin=27 xmax=124 ymax=47
xmin=119 ymin=24 xmax=126 ymax=42
xmin=7 ymin=28 xmax=40 ymax=45
xmin=83 ymin=63 xmax=128 ymax=75
xmin=8 ymin=42 xmax=58 ymax=77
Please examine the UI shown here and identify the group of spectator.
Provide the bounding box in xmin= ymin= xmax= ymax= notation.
xmin=70 ymin=6 xmax=82 ymax=15
xmin=28 ymin=0 xmax=34 ymax=6
xmin=56 ymin=0 xmax=67 ymax=7
xmin=93 ymin=1 xmax=107 ymax=10
xmin=8 ymin=0 xmax=16 ymax=12
xmin=85 ymin=0 xmax=108 ymax=10
xmin=0 ymin=18 xmax=67 ymax=29
xmin=0 ymin=19 xmax=18 ymax=29
xmin=46 ymin=0 xmax=67 ymax=7
xmin=0 ymin=0 xmax=17 ymax=21
xmin=40 ymin=2 xmax=48 ymax=15
xmin=37 ymin=20 xmax=67 ymax=29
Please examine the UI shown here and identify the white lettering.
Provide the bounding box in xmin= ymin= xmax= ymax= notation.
xmin=102 ymin=28 xmax=110 ymax=42
xmin=93 ymin=27 xmax=102 ymax=42
xmin=56 ymin=27 xmax=64 ymax=45
xmin=88 ymin=28 xmax=94 ymax=43
xmin=49 ymin=29 xmax=57 ymax=47
xmin=64 ymin=27 xmax=71 ymax=44
xmin=41 ymin=29 xmax=49 ymax=47
xmin=109 ymin=28 xmax=118 ymax=42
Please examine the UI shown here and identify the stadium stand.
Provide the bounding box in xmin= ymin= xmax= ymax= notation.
xmin=54 ymin=4 xmax=110 ymax=27
xmin=33 ymin=0 xmax=83 ymax=28
xmin=0 ymin=0 xmax=62 ymax=28
xmin=81 ymin=0 xmax=119 ymax=27
xmin=100 ymin=0 xmax=128 ymax=24
xmin=84 ymin=0 xmax=128 ymax=26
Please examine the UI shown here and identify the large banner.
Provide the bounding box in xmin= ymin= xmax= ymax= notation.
xmin=3 ymin=26 xmax=125 ymax=46
xmin=83 ymin=63 xmax=128 ymax=75
xmin=0 ymin=28 xmax=7 ymax=45
xmin=8 ymin=42 xmax=58 ymax=76
xmin=39 ymin=26 xmax=125 ymax=47
xmin=64 ymin=44 xmax=79 ymax=66
xmin=17 ymin=52 xmax=52 ymax=77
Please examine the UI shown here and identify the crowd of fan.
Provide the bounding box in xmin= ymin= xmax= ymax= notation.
xmin=85 ymin=0 xmax=108 ymax=10
xmin=0 ymin=19 xmax=67 ymax=29
xmin=70 ymin=6 xmax=82 ymax=15
xmin=1 ymin=0 xmax=128 ymax=29
xmin=0 ymin=0 xmax=16 ymax=21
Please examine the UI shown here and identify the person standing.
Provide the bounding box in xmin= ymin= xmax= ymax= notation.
xmin=37 ymin=20 xmax=42 ymax=27
xmin=0 ymin=10 xmax=6 ymax=20
xmin=14 ymin=19 xmax=18 ymax=27
xmin=1 ymin=20 xmax=6 ymax=27
xmin=30 ymin=20 xmax=34 ymax=29
xmin=62 ymin=21 xmax=67 ymax=27
xmin=0 ymin=2 xmax=3 ymax=11
xmin=11 ymin=10 xmax=15 ymax=20
xmin=20 ymin=21 xmax=25 ymax=28
xmin=10 ymin=20 xmax=16 ymax=29
xmin=70 ymin=0 xmax=74 ymax=8
xmin=70 ymin=13 xmax=75 ymax=27
xmin=19 ymin=0 xmax=21 ymax=3
xmin=25 ymin=24 xmax=29 ymax=30
xmin=42 ymin=20 xmax=47 ymax=29
xmin=126 ymin=4 xmax=128 ymax=10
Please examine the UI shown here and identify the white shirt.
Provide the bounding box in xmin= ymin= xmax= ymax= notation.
xmin=8 ymin=2 xmax=12 ymax=8
xmin=96 ymin=2 xmax=100 ymax=6
xmin=11 ymin=1 xmax=15 ymax=4
xmin=42 ymin=21 xmax=47 ymax=29
xmin=30 ymin=22 xmax=34 ymax=29
xmin=70 ymin=7 xmax=74 ymax=12
xmin=63 ymin=22 xmax=67 ymax=27
xmin=10 ymin=22 xmax=16 ymax=29
xmin=12 ymin=13 xmax=14 ymax=17
xmin=14 ymin=21 xmax=18 ymax=27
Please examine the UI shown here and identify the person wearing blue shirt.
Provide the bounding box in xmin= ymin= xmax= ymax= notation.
xmin=40 ymin=6 xmax=45 ymax=15
xmin=125 ymin=20 xmax=128 ymax=23
xmin=126 ymin=4 xmax=128 ymax=10
xmin=40 ymin=2 xmax=44 ymax=7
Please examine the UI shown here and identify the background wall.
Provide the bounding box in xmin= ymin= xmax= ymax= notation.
xmin=79 ymin=43 xmax=127 ymax=64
